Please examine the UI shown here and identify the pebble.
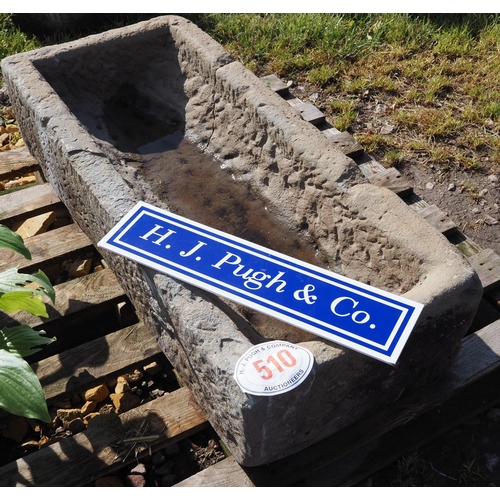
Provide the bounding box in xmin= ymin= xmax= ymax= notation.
xmin=126 ymin=474 xmax=146 ymax=487
xmin=426 ymin=182 xmax=435 ymax=190
xmin=488 ymin=174 xmax=498 ymax=184
xmin=68 ymin=418 xmax=86 ymax=434
xmin=143 ymin=361 xmax=162 ymax=376
xmin=130 ymin=463 xmax=147 ymax=475
xmin=472 ymin=207 xmax=481 ymax=214
xmin=109 ymin=392 xmax=141 ymax=413
xmin=84 ymin=383 xmax=109 ymax=403
xmin=484 ymin=215 xmax=498 ymax=226
xmin=448 ymin=183 xmax=456 ymax=191
xmin=380 ymin=124 xmax=396 ymax=135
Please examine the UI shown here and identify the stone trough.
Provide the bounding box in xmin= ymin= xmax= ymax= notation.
xmin=2 ymin=15 xmax=482 ymax=466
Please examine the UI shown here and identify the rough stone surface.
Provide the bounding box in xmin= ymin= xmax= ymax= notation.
xmin=84 ymin=384 xmax=110 ymax=403
xmin=2 ymin=15 xmax=483 ymax=466
xmin=109 ymin=392 xmax=141 ymax=413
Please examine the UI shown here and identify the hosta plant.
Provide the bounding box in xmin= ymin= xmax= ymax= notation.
xmin=0 ymin=224 xmax=55 ymax=422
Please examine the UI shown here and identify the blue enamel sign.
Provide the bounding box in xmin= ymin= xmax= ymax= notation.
xmin=98 ymin=202 xmax=423 ymax=364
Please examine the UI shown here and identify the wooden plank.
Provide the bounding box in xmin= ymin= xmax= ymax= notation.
xmin=288 ymin=100 xmax=325 ymax=126
xmin=174 ymin=456 xmax=255 ymax=487
xmin=355 ymin=155 xmax=387 ymax=177
xmin=467 ymin=248 xmax=500 ymax=291
xmin=319 ymin=127 xmax=365 ymax=159
xmin=365 ymin=167 xmax=413 ymax=197
xmin=0 ymin=146 xmax=38 ymax=179
xmin=3 ymin=267 xmax=129 ymax=361
xmin=4 ymin=267 xmax=124 ymax=329
xmin=35 ymin=322 xmax=162 ymax=404
xmin=260 ymin=74 xmax=289 ymax=96
xmin=0 ymin=223 xmax=93 ymax=272
xmin=0 ymin=386 xmax=208 ymax=486
xmin=0 ymin=182 xmax=61 ymax=222
xmin=447 ymin=230 xmax=482 ymax=258
xmin=416 ymin=204 xmax=458 ymax=236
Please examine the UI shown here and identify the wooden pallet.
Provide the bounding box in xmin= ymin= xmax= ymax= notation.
xmin=0 ymin=151 xmax=212 ymax=486
xmin=2 ymin=104 xmax=500 ymax=485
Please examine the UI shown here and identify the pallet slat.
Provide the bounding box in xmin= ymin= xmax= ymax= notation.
xmin=0 ymin=182 xmax=61 ymax=222
xmin=467 ymin=248 xmax=500 ymax=292
xmin=0 ymin=222 xmax=92 ymax=272
xmin=0 ymin=387 xmax=208 ymax=487
xmin=36 ymin=322 xmax=161 ymax=404
xmin=0 ymin=146 xmax=38 ymax=180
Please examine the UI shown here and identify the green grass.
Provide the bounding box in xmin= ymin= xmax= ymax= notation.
xmin=0 ymin=13 xmax=499 ymax=173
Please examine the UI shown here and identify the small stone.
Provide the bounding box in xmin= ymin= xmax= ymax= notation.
xmin=83 ymin=412 xmax=100 ymax=425
xmin=375 ymin=103 xmax=387 ymax=114
xmin=5 ymin=124 xmax=19 ymax=134
xmin=124 ymin=369 xmax=143 ymax=383
xmin=380 ymin=124 xmax=396 ymax=135
xmin=309 ymin=92 xmax=320 ymax=101
xmin=99 ymin=404 xmax=115 ymax=415
xmin=80 ymin=400 xmax=97 ymax=416
xmin=480 ymin=188 xmax=489 ymax=196
xmin=68 ymin=418 xmax=86 ymax=434
xmin=472 ymin=207 xmax=481 ymax=214
xmin=109 ymin=392 xmax=141 ymax=413
xmin=485 ymin=215 xmax=498 ymax=226
xmin=488 ymin=174 xmax=498 ymax=183
xmin=448 ymin=183 xmax=456 ymax=191
xmin=2 ymin=417 xmax=30 ymax=443
xmin=114 ymin=376 xmax=131 ymax=394
xmin=57 ymin=408 xmax=83 ymax=428
xmin=130 ymin=463 xmax=147 ymax=475
xmin=426 ymin=182 xmax=435 ymax=190
xmin=161 ymin=474 xmax=177 ymax=486
xmin=13 ymin=211 xmax=56 ymax=238
xmin=126 ymin=474 xmax=146 ymax=487
xmin=150 ymin=388 xmax=165 ymax=399
xmin=95 ymin=476 xmax=124 ymax=487
xmin=84 ymin=383 xmax=109 ymax=403
xmin=286 ymin=80 xmax=294 ymax=88
xmin=66 ymin=258 xmax=92 ymax=278
xmin=143 ymin=361 xmax=162 ymax=376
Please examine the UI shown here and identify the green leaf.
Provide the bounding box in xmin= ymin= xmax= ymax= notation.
xmin=0 ymin=267 xmax=55 ymax=304
xmin=0 ymin=224 xmax=31 ymax=260
xmin=0 ymin=326 xmax=55 ymax=357
xmin=0 ymin=349 xmax=50 ymax=422
xmin=0 ymin=291 xmax=49 ymax=317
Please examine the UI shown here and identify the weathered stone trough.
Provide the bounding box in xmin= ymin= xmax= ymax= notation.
xmin=2 ymin=16 xmax=482 ymax=466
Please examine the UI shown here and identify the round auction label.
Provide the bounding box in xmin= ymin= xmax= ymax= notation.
xmin=234 ymin=341 xmax=314 ymax=396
